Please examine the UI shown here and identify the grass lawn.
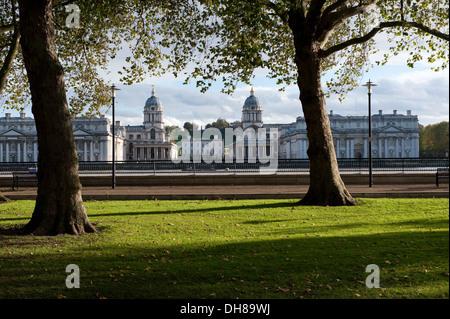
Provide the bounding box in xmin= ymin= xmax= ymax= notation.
xmin=0 ymin=198 xmax=448 ymax=299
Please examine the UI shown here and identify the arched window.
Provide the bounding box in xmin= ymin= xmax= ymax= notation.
xmin=150 ymin=129 xmax=155 ymax=140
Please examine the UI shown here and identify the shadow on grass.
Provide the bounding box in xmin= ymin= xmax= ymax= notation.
xmin=87 ymin=201 xmax=299 ymax=218
xmin=1 ymin=225 xmax=448 ymax=299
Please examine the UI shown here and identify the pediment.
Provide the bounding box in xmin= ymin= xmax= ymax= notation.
xmin=73 ymin=128 xmax=92 ymax=136
xmin=377 ymin=125 xmax=404 ymax=133
xmin=0 ymin=129 xmax=25 ymax=137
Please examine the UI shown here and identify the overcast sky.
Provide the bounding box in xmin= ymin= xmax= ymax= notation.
xmin=4 ymin=32 xmax=449 ymax=128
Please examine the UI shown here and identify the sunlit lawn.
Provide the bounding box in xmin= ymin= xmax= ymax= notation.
xmin=0 ymin=198 xmax=448 ymax=299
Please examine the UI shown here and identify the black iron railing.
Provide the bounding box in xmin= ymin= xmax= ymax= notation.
xmin=0 ymin=158 xmax=448 ymax=175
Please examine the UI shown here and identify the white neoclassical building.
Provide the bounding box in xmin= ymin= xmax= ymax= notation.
xmin=279 ymin=109 xmax=420 ymax=159
xmin=124 ymin=86 xmax=177 ymax=160
xmin=0 ymin=112 xmax=126 ymax=163
xmin=0 ymin=112 xmax=38 ymax=163
xmin=0 ymin=87 xmax=420 ymax=163
xmin=236 ymin=88 xmax=420 ymax=159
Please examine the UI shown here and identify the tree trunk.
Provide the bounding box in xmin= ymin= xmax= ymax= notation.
xmin=293 ymin=39 xmax=356 ymax=206
xmin=18 ymin=0 xmax=96 ymax=235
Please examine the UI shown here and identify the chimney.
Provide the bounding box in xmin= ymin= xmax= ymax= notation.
xmin=329 ymin=110 xmax=333 ymax=116
xmin=115 ymin=121 xmax=121 ymax=127
xmin=20 ymin=112 xmax=26 ymax=119
xmin=407 ymin=110 xmax=411 ymax=116
xmin=378 ymin=110 xmax=382 ymax=115
xmin=5 ymin=113 xmax=11 ymax=119
xmin=393 ymin=110 xmax=397 ymax=115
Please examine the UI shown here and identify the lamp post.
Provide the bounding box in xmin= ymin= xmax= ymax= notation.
xmin=362 ymin=80 xmax=377 ymax=187
xmin=111 ymin=84 xmax=120 ymax=189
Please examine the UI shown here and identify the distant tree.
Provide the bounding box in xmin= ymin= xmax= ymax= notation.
xmin=183 ymin=121 xmax=194 ymax=133
xmin=420 ymin=121 xmax=449 ymax=157
xmin=206 ymin=118 xmax=229 ymax=129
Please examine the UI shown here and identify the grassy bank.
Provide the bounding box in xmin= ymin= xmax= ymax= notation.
xmin=0 ymin=198 xmax=448 ymax=299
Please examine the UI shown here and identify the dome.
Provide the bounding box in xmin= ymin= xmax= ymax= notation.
xmin=145 ymin=86 xmax=162 ymax=110
xmin=243 ymin=87 xmax=261 ymax=110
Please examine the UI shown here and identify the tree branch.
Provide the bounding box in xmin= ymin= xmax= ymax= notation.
xmin=0 ymin=27 xmax=21 ymax=95
xmin=266 ymin=1 xmax=289 ymax=24
xmin=317 ymin=1 xmax=380 ymax=45
xmin=321 ymin=0 xmax=350 ymax=18
xmin=0 ymin=23 xmax=14 ymax=34
xmin=307 ymin=0 xmax=327 ymax=24
xmin=320 ymin=20 xmax=449 ymax=58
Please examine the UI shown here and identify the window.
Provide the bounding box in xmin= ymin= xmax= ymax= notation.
xmin=137 ymin=134 xmax=141 ymax=140
xmin=129 ymin=134 xmax=134 ymax=140
xmin=150 ymin=129 xmax=155 ymax=140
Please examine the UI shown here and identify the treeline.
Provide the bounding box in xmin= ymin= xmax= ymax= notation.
xmin=419 ymin=121 xmax=449 ymax=157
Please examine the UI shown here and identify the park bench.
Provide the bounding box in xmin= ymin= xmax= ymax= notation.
xmin=436 ymin=167 xmax=449 ymax=187
xmin=12 ymin=171 xmax=38 ymax=190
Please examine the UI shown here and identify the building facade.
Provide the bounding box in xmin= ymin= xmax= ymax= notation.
xmin=280 ymin=109 xmax=420 ymax=159
xmin=0 ymin=112 xmax=126 ymax=163
xmin=124 ymin=87 xmax=177 ymax=160
xmin=0 ymin=87 xmax=420 ymax=163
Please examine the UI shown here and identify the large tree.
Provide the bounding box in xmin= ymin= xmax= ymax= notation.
xmin=140 ymin=0 xmax=448 ymax=205
xmin=16 ymin=0 xmax=96 ymax=235
xmin=0 ymin=0 xmax=170 ymax=233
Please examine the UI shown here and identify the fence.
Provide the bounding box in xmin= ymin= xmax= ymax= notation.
xmin=0 ymin=157 xmax=448 ymax=175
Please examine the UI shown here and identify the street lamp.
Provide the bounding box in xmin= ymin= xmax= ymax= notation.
xmin=111 ymin=84 xmax=120 ymax=189
xmin=362 ymin=80 xmax=377 ymax=187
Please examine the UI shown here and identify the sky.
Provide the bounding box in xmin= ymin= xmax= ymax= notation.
xmin=107 ymin=49 xmax=449 ymax=128
xmin=3 ymin=31 xmax=449 ymax=128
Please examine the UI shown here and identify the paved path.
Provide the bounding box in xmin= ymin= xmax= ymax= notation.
xmin=2 ymin=184 xmax=448 ymax=200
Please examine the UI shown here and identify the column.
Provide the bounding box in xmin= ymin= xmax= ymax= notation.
xmin=350 ymin=138 xmax=354 ymax=159
xmin=395 ymin=137 xmax=399 ymax=158
xmin=378 ymin=137 xmax=382 ymax=158
xmin=401 ymin=137 xmax=405 ymax=158
xmin=337 ymin=138 xmax=341 ymax=158
xmin=6 ymin=142 xmax=9 ymax=163
xmin=100 ymin=141 xmax=105 ymax=161
xmin=23 ymin=141 xmax=27 ymax=162
xmin=345 ymin=139 xmax=349 ymax=158
xmin=90 ymin=140 xmax=94 ymax=161
xmin=304 ymin=139 xmax=309 ymax=158
xmin=84 ymin=141 xmax=87 ymax=161
xmin=285 ymin=142 xmax=291 ymax=159
xmin=301 ymin=138 xmax=308 ymax=158
xmin=18 ymin=142 xmax=21 ymax=163
xmin=363 ymin=139 xmax=367 ymax=158
xmin=33 ymin=141 xmax=38 ymax=162
xmin=384 ymin=138 xmax=388 ymax=158
xmin=0 ymin=142 xmax=3 ymax=162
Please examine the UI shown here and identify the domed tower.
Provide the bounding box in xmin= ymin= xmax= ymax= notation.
xmin=143 ymin=86 xmax=164 ymax=130
xmin=241 ymin=87 xmax=263 ymax=129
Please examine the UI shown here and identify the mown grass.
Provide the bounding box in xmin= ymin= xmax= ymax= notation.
xmin=0 ymin=198 xmax=448 ymax=299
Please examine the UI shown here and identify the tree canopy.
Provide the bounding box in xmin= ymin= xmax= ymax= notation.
xmin=1 ymin=1 xmax=448 ymax=115
xmin=419 ymin=121 xmax=449 ymax=157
